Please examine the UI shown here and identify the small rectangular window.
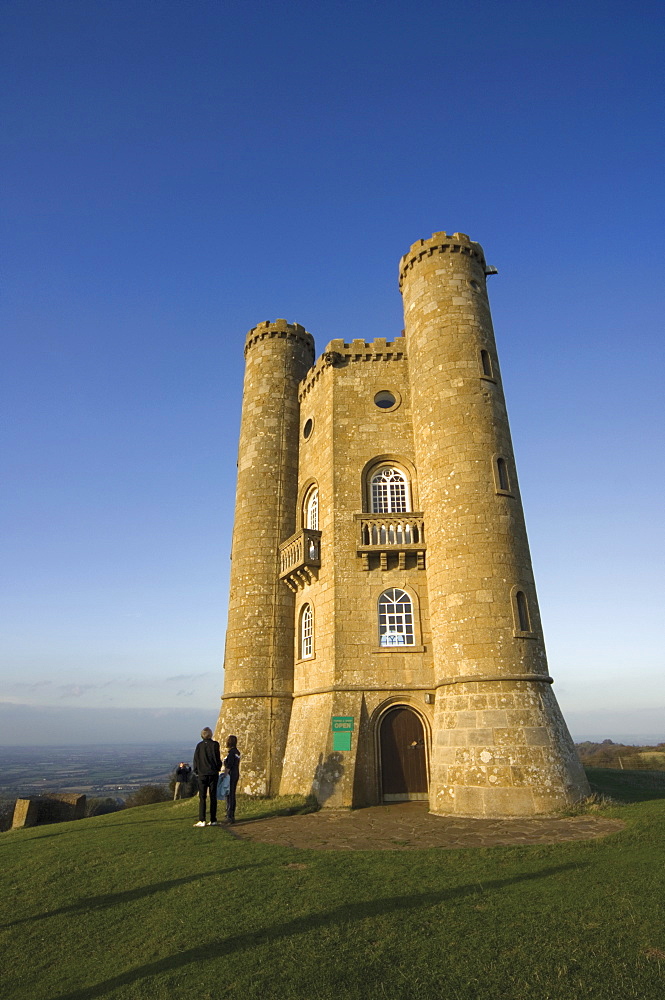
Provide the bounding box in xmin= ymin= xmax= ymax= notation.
xmin=480 ymin=350 xmax=493 ymax=378
xmin=497 ymin=457 xmax=510 ymax=492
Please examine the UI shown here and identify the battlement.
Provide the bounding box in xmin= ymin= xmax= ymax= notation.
xmin=398 ymin=231 xmax=486 ymax=289
xmin=298 ymin=336 xmax=407 ymax=401
xmin=244 ymin=319 xmax=316 ymax=359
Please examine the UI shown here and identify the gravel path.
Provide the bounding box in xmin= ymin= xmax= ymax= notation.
xmin=229 ymin=801 xmax=624 ymax=851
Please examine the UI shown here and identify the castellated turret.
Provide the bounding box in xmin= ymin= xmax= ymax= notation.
xmin=400 ymin=233 xmax=588 ymax=814
xmin=216 ymin=235 xmax=589 ymax=815
xmin=216 ymin=320 xmax=314 ymax=795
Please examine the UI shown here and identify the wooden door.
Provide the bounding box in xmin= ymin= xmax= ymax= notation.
xmin=380 ymin=707 xmax=428 ymax=800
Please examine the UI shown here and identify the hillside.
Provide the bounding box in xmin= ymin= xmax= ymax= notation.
xmin=2 ymin=773 xmax=665 ymax=999
xmin=577 ymin=740 xmax=665 ymax=770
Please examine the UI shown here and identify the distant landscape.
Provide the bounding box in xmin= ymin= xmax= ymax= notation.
xmin=575 ymin=740 xmax=665 ymax=771
xmin=0 ymin=743 xmax=191 ymax=799
xmin=1 ymin=740 xmax=664 ymax=805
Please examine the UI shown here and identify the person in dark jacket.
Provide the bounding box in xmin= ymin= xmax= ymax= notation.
xmin=173 ymin=762 xmax=192 ymax=800
xmin=223 ymin=734 xmax=241 ymax=824
xmin=192 ymin=727 xmax=221 ymax=826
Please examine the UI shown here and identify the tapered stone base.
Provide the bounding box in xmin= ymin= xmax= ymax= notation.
xmin=215 ymin=695 xmax=292 ymax=797
xmin=429 ymin=680 xmax=590 ymax=817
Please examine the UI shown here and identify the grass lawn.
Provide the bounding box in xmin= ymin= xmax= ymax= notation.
xmin=1 ymin=771 xmax=664 ymax=1000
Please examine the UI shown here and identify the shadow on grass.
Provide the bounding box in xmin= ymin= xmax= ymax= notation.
xmin=0 ymin=813 xmax=212 ymax=841
xmin=46 ymin=863 xmax=584 ymax=1000
xmin=1 ymin=863 xmax=270 ymax=929
xmin=235 ymin=795 xmax=319 ymax=824
xmin=585 ymin=768 xmax=665 ymax=803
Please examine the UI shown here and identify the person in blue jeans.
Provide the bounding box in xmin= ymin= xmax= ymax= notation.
xmin=223 ymin=735 xmax=241 ymax=824
xmin=192 ymin=727 xmax=221 ymax=826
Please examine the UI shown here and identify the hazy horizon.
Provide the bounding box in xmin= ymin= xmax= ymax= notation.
xmin=1 ymin=702 xmax=663 ymax=748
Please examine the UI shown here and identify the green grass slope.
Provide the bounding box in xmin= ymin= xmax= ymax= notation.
xmin=586 ymin=766 xmax=665 ymax=802
xmin=1 ymin=778 xmax=664 ymax=1000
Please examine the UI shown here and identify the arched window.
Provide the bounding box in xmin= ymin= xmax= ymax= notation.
xmin=371 ymin=468 xmax=410 ymax=514
xmin=300 ymin=603 xmax=313 ymax=658
xmin=304 ymin=487 xmax=319 ymax=530
xmin=378 ymin=589 xmax=415 ymax=646
xmin=515 ymin=591 xmax=530 ymax=632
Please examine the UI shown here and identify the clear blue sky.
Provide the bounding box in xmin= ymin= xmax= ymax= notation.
xmin=1 ymin=0 xmax=663 ymax=745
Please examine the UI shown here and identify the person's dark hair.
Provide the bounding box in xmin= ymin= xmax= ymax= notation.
xmin=226 ymin=735 xmax=237 ymax=747
xmin=201 ymin=727 xmax=213 ymax=739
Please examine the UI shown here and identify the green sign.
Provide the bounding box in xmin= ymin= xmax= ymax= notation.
xmin=333 ymin=731 xmax=352 ymax=752
xmin=331 ymin=716 xmax=354 ymax=732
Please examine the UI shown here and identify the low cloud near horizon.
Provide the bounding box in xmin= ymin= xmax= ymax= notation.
xmin=2 ymin=671 xmax=220 ymax=711
xmin=0 ymin=702 xmax=220 ymax=745
xmin=0 ymin=702 xmax=663 ymax=748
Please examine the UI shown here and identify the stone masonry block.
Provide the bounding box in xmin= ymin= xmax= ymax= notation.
xmin=481 ymin=786 xmax=535 ymax=817
xmin=493 ymin=727 xmax=526 ymax=747
xmin=12 ymin=799 xmax=39 ymax=829
xmin=479 ymin=709 xmax=508 ymax=728
xmin=466 ymin=728 xmax=494 ymax=746
xmin=453 ymin=785 xmax=485 ymax=816
xmin=468 ymin=694 xmax=488 ymax=710
xmin=524 ymin=727 xmax=551 ymax=746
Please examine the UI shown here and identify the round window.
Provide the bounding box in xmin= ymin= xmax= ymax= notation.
xmin=303 ymin=418 xmax=313 ymax=439
xmin=374 ymin=390 xmax=400 ymax=410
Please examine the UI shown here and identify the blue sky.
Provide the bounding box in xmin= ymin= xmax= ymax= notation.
xmin=1 ymin=0 xmax=663 ymax=744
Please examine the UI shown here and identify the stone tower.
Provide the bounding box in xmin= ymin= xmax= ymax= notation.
xmin=217 ymin=320 xmax=314 ymax=795
xmin=216 ymin=233 xmax=589 ymax=816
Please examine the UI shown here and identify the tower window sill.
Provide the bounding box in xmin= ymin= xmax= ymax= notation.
xmin=372 ymin=644 xmax=426 ymax=654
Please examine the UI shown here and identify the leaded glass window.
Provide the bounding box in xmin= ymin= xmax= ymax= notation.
xmin=305 ymin=488 xmax=319 ymax=530
xmin=371 ymin=468 xmax=410 ymax=514
xmin=378 ymin=589 xmax=415 ymax=646
xmin=301 ymin=603 xmax=313 ymax=658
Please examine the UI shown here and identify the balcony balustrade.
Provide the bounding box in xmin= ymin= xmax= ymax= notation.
xmin=278 ymin=528 xmax=321 ymax=590
xmin=355 ymin=513 xmax=426 ymax=570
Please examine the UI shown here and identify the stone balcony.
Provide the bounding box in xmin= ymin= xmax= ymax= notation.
xmin=355 ymin=513 xmax=426 ymax=570
xmin=278 ymin=528 xmax=322 ymax=591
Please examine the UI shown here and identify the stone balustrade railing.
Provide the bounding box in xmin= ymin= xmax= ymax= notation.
xmin=355 ymin=514 xmax=426 ymax=570
xmin=278 ymin=528 xmax=322 ymax=590
xmin=357 ymin=514 xmax=425 ymax=547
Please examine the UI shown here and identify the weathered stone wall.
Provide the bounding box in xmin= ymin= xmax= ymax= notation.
xmin=280 ymin=339 xmax=436 ymax=806
xmin=12 ymin=793 xmax=86 ymax=828
xmin=216 ymin=320 xmax=314 ymax=795
xmin=400 ymin=232 xmax=589 ymax=815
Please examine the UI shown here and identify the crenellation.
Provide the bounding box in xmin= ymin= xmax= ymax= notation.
xmin=244 ymin=319 xmax=315 ymax=359
xmin=298 ymin=337 xmax=408 ymax=400
xmin=399 ymin=232 xmax=486 ymax=290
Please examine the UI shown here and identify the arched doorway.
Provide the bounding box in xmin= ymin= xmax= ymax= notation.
xmin=379 ymin=707 xmax=428 ymax=801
